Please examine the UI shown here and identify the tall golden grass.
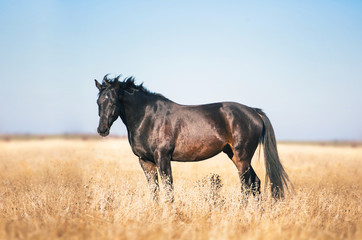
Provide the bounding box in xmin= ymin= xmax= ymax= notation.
xmin=0 ymin=138 xmax=361 ymax=239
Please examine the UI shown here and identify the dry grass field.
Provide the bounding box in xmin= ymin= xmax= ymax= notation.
xmin=0 ymin=137 xmax=361 ymax=240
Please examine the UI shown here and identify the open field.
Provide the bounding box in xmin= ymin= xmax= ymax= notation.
xmin=0 ymin=138 xmax=361 ymax=239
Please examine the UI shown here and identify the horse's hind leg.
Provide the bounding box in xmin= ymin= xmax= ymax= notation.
xmin=226 ymin=144 xmax=261 ymax=196
xmin=139 ymin=158 xmax=159 ymax=202
xmin=238 ymin=163 xmax=261 ymax=195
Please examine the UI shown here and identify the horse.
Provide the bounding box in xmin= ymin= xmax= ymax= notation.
xmin=95 ymin=74 xmax=291 ymax=201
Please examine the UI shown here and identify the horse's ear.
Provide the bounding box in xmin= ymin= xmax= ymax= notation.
xmin=113 ymin=74 xmax=121 ymax=90
xmin=95 ymin=79 xmax=102 ymax=90
xmin=113 ymin=79 xmax=119 ymax=90
xmin=115 ymin=74 xmax=122 ymax=82
xmin=102 ymin=74 xmax=111 ymax=86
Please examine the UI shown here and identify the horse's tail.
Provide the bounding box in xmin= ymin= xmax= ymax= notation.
xmin=254 ymin=108 xmax=292 ymax=198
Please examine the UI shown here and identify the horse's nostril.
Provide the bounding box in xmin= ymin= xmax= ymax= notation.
xmin=97 ymin=127 xmax=109 ymax=137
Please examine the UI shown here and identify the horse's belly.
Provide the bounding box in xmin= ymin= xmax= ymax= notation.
xmin=172 ymin=136 xmax=225 ymax=162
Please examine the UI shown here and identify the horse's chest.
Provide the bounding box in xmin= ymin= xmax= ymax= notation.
xmin=128 ymin=132 xmax=158 ymax=160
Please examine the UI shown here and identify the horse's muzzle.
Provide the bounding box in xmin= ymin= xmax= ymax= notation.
xmin=98 ymin=128 xmax=109 ymax=137
xmin=97 ymin=122 xmax=110 ymax=137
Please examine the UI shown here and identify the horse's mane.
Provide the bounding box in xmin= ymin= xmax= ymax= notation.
xmin=101 ymin=74 xmax=167 ymax=99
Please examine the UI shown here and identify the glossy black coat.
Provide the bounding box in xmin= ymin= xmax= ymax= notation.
xmin=95 ymin=75 xmax=291 ymax=201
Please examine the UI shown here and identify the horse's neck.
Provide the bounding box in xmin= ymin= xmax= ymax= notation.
xmin=120 ymin=92 xmax=156 ymax=133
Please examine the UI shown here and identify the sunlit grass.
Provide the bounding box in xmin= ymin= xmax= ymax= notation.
xmin=0 ymin=139 xmax=361 ymax=239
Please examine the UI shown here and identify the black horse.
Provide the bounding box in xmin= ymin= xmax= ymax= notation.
xmin=95 ymin=75 xmax=291 ymax=201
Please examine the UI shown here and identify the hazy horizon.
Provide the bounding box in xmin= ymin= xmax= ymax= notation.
xmin=1 ymin=0 xmax=361 ymax=141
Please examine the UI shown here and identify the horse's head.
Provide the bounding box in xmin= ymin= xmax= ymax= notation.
xmin=95 ymin=75 xmax=121 ymax=137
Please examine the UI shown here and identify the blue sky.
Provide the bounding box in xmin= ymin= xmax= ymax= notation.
xmin=0 ymin=0 xmax=361 ymax=140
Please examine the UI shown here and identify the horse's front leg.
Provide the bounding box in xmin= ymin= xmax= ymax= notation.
xmin=154 ymin=150 xmax=174 ymax=203
xmin=139 ymin=158 xmax=159 ymax=202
